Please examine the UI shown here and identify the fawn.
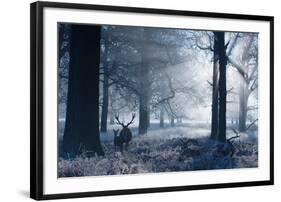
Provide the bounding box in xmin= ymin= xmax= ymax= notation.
xmin=113 ymin=129 xmax=123 ymax=152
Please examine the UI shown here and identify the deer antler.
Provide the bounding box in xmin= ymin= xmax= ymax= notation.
xmin=126 ymin=113 xmax=136 ymax=127
xmin=115 ymin=115 xmax=125 ymax=127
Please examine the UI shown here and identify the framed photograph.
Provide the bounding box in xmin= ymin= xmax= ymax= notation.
xmin=30 ymin=1 xmax=274 ymax=200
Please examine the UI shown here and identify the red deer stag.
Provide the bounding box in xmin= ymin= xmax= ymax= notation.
xmin=114 ymin=113 xmax=135 ymax=152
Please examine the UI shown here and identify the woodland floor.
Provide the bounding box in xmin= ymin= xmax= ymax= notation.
xmin=58 ymin=122 xmax=258 ymax=177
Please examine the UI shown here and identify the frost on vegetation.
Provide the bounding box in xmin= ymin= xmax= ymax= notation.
xmin=58 ymin=133 xmax=258 ymax=177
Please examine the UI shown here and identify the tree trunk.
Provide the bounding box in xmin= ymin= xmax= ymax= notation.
xmin=138 ymin=29 xmax=151 ymax=135
xmin=109 ymin=88 xmax=115 ymax=125
xmin=100 ymin=37 xmax=109 ymax=133
xmin=58 ymin=24 xmax=71 ymax=103
xmin=170 ymin=116 xmax=175 ymax=127
xmin=177 ymin=118 xmax=182 ymax=124
xmin=160 ymin=106 xmax=164 ymax=128
xmin=58 ymin=24 xmax=71 ymax=63
xmin=210 ymin=32 xmax=220 ymax=139
xmin=58 ymin=24 xmax=65 ymax=103
xmin=237 ymin=35 xmax=255 ymax=132
xmin=239 ymin=80 xmax=249 ymax=132
xmin=147 ymin=107 xmax=151 ymax=128
xmin=217 ymin=32 xmax=227 ymax=142
xmin=58 ymin=24 xmax=64 ymax=62
xmin=100 ymin=73 xmax=109 ymax=132
xmin=63 ymin=25 xmax=104 ymax=158
xmin=139 ymin=96 xmax=149 ymax=134
xmin=109 ymin=113 xmax=115 ymax=125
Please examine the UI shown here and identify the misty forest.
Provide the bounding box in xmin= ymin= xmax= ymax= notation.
xmin=58 ymin=24 xmax=259 ymax=177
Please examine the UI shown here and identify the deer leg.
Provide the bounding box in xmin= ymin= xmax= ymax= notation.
xmin=120 ymin=143 xmax=123 ymax=153
xmin=125 ymin=142 xmax=129 ymax=151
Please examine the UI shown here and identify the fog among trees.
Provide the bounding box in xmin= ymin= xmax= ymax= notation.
xmin=58 ymin=24 xmax=258 ymax=177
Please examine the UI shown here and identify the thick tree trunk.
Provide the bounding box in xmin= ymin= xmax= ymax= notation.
xmin=138 ymin=29 xmax=151 ymax=135
xmin=237 ymin=35 xmax=255 ymax=132
xmin=239 ymin=80 xmax=249 ymax=132
xmin=217 ymin=32 xmax=227 ymax=142
xmin=138 ymin=63 xmax=150 ymax=134
xmin=63 ymin=25 xmax=104 ymax=158
xmin=160 ymin=106 xmax=164 ymax=128
xmin=210 ymin=33 xmax=220 ymax=139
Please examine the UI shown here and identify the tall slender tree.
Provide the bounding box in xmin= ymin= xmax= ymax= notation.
xmin=100 ymin=29 xmax=110 ymax=132
xmin=159 ymin=105 xmax=164 ymax=127
xmin=216 ymin=32 xmax=227 ymax=142
xmin=210 ymin=33 xmax=220 ymax=139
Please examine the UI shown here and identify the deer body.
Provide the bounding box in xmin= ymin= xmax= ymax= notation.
xmin=120 ymin=127 xmax=132 ymax=150
xmin=114 ymin=114 xmax=135 ymax=152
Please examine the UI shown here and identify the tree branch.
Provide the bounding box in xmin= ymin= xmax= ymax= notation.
xmin=246 ymin=118 xmax=258 ymax=130
xmin=227 ymin=129 xmax=240 ymax=142
xmin=227 ymin=56 xmax=246 ymax=79
xmin=195 ymin=41 xmax=214 ymax=51
xmin=250 ymin=77 xmax=258 ymax=91
xmin=207 ymin=80 xmax=213 ymax=87
xmin=226 ymin=33 xmax=240 ymax=56
xmin=227 ymin=87 xmax=234 ymax=94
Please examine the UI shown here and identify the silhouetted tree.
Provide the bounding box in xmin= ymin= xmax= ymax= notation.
xmin=210 ymin=33 xmax=220 ymax=139
xmin=216 ymin=32 xmax=227 ymax=142
xmin=63 ymin=25 xmax=104 ymax=158
xmin=100 ymin=28 xmax=110 ymax=132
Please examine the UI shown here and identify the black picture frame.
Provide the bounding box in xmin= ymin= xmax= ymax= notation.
xmin=30 ymin=1 xmax=274 ymax=200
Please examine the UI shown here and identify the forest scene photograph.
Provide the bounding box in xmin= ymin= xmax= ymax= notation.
xmin=58 ymin=23 xmax=259 ymax=177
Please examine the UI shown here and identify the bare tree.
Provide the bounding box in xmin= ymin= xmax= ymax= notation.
xmin=227 ymin=33 xmax=258 ymax=131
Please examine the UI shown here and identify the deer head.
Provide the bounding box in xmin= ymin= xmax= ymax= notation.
xmin=113 ymin=129 xmax=119 ymax=136
xmin=115 ymin=113 xmax=136 ymax=128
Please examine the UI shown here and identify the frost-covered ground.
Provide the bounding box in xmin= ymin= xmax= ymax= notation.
xmin=58 ymin=121 xmax=258 ymax=177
